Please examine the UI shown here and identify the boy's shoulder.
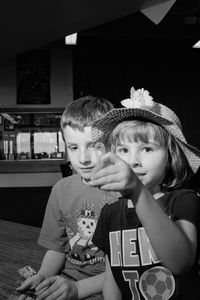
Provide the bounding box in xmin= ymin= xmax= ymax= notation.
xmin=52 ymin=174 xmax=108 ymax=196
xmin=55 ymin=173 xmax=80 ymax=185
xmin=52 ymin=174 xmax=83 ymax=192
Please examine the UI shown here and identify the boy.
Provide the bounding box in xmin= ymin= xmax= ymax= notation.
xmin=17 ymin=96 xmax=119 ymax=300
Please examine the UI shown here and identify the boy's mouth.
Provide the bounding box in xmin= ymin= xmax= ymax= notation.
xmin=81 ymin=167 xmax=94 ymax=172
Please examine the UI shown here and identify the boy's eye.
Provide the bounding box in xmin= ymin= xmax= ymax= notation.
xmin=67 ymin=145 xmax=78 ymax=151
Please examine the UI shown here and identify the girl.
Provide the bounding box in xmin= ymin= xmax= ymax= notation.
xmin=89 ymin=87 xmax=200 ymax=300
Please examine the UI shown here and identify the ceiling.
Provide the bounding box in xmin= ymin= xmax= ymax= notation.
xmin=80 ymin=0 xmax=200 ymax=45
xmin=0 ymin=0 xmax=165 ymax=61
xmin=0 ymin=0 xmax=199 ymax=62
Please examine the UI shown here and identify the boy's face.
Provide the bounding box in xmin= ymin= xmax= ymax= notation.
xmin=63 ymin=126 xmax=103 ymax=182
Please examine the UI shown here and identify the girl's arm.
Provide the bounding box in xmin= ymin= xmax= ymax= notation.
xmin=103 ymin=255 xmax=122 ymax=300
xmin=75 ymin=272 xmax=104 ymax=298
xmin=135 ymin=187 xmax=197 ymax=275
xmin=89 ymin=152 xmax=198 ymax=275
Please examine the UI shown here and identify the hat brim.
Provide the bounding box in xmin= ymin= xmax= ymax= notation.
xmin=92 ymin=108 xmax=173 ymax=142
xmin=92 ymin=108 xmax=200 ymax=174
xmin=176 ymin=139 xmax=200 ymax=174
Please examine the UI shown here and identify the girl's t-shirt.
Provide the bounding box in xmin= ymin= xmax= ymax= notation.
xmin=92 ymin=189 xmax=200 ymax=300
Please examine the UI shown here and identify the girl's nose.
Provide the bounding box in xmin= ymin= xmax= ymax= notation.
xmin=131 ymin=161 xmax=141 ymax=168
xmin=129 ymin=152 xmax=141 ymax=168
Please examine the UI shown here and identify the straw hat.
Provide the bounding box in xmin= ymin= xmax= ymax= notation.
xmin=92 ymin=87 xmax=200 ymax=174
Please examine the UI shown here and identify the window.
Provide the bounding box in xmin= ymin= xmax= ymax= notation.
xmin=0 ymin=111 xmax=65 ymax=161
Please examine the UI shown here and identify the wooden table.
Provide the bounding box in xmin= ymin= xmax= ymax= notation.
xmin=0 ymin=220 xmax=46 ymax=299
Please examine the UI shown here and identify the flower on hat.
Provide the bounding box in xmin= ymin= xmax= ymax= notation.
xmin=121 ymin=87 xmax=154 ymax=109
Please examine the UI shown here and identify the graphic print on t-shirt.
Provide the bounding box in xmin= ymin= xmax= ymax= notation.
xmin=110 ymin=227 xmax=175 ymax=300
xmin=139 ymin=266 xmax=175 ymax=300
xmin=62 ymin=202 xmax=104 ymax=265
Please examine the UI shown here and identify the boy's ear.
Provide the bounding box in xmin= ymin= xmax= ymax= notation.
xmin=60 ymin=161 xmax=73 ymax=177
xmin=95 ymin=142 xmax=106 ymax=154
xmin=61 ymin=129 xmax=65 ymax=142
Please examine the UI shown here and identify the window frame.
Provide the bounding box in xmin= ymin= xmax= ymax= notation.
xmin=0 ymin=108 xmax=66 ymax=173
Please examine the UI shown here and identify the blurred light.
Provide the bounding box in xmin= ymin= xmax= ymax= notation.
xmin=184 ymin=16 xmax=197 ymax=25
xmin=193 ymin=40 xmax=200 ymax=48
xmin=1 ymin=113 xmax=17 ymax=124
xmin=65 ymin=33 xmax=77 ymax=45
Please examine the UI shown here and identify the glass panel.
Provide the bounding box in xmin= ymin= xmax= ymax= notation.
xmin=0 ymin=112 xmax=65 ymax=160
xmin=17 ymin=132 xmax=31 ymax=160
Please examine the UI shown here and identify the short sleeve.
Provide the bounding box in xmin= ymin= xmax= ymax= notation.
xmin=38 ymin=185 xmax=67 ymax=252
xmin=172 ymin=190 xmax=200 ymax=227
xmin=92 ymin=204 xmax=108 ymax=254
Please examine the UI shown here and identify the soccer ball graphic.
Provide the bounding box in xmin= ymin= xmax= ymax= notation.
xmin=139 ymin=266 xmax=175 ymax=300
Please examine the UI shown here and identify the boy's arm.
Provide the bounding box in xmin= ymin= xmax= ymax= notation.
xmin=103 ymin=255 xmax=122 ymax=300
xmin=34 ymin=273 xmax=104 ymax=299
xmin=38 ymin=249 xmax=65 ymax=276
xmin=34 ymin=267 xmax=119 ymax=300
xmin=17 ymin=250 xmax=65 ymax=292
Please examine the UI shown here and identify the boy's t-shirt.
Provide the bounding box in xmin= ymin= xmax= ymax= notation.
xmin=38 ymin=174 xmax=119 ymax=280
xmin=93 ymin=189 xmax=200 ymax=300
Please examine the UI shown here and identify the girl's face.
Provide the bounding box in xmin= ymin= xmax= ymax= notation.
xmin=115 ymin=138 xmax=168 ymax=194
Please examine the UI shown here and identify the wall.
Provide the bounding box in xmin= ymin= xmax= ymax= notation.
xmin=0 ymin=40 xmax=73 ymax=187
xmin=74 ymin=35 xmax=200 ymax=151
xmin=0 ymin=186 xmax=51 ymax=227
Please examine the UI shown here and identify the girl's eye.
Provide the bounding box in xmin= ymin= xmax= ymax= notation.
xmin=143 ymin=146 xmax=153 ymax=152
xmin=116 ymin=146 xmax=128 ymax=153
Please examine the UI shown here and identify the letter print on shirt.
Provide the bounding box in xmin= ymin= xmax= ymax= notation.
xmin=110 ymin=228 xmax=175 ymax=300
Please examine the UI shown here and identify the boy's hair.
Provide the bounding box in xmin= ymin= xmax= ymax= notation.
xmin=109 ymin=120 xmax=190 ymax=190
xmin=61 ymin=95 xmax=114 ymax=133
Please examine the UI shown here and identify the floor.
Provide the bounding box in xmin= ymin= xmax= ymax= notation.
xmin=0 ymin=220 xmax=45 ymax=299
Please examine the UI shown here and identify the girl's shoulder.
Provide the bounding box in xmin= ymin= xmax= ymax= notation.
xmin=169 ymin=188 xmax=200 ymax=199
xmin=158 ymin=188 xmax=200 ymax=217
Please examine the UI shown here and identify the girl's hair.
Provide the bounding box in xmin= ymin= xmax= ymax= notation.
xmin=61 ymin=96 xmax=113 ymax=132
xmin=108 ymin=120 xmax=190 ymax=190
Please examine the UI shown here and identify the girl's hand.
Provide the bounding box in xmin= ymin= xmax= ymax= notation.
xmin=35 ymin=275 xmax=78 ymax=300
xmin=89 ymin=152 xmax=142 ymax=197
